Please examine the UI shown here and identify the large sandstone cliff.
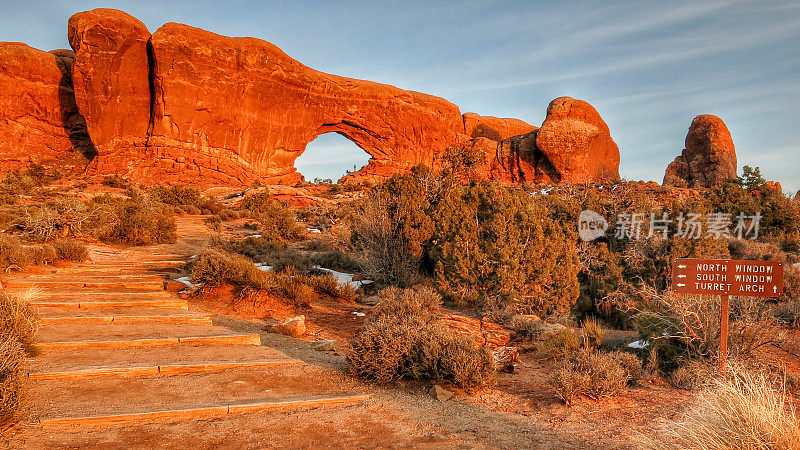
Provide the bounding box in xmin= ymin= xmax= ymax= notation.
xmin=0 ymin=8 xmax=623 ymax=186
xmin=0 ymin=43 xmax=94 ymax=174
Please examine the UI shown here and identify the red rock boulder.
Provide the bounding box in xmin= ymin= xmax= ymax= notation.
xmin=0 ymin=43 xmax=93 ymax=173
xmin=68 ymin=9 xmax=152 ymax=159
xmin=664 ymin=115 xmax=737 ymax=188
xmin=534 ymin=97 xmax=620 ymax=183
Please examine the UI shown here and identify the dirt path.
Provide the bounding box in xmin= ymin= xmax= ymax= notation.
xmin=2 ymin=217 xmax=635 ymax=449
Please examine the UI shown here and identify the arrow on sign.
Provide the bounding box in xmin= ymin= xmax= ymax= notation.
xmin=678 ymin=265 xmax=687 ymax=269
xmin=775 ymin=286 xmax=778 ymax=293
xmin=677 ymin=283 xmax=686 ymax=287
xmin=678 ymin=275 xmax=686 ymax=278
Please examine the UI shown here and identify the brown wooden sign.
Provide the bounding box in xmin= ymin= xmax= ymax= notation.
xmin=672 ymin=258 xmax=783 ymax=297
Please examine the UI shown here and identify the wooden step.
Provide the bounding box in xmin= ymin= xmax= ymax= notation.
xmin=33 ymin=299 xmax=188 ymax=310
xmin=29 ymin=359 xmax=302 ymax=381
xmin=3 ymin=280 xmax=165 ymax=289
xmin=28 ymin=291 xmax=168 ymax=297
xmin=38 ymin=314 xmax=212 ymax=325
xmin=39 ymin=394 xmax=368 ymax=429
xmin=38 ymin=334 xmax=262 ymax=351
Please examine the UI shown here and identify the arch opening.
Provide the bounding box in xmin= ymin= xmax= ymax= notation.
xmin=294 ymin=132 xmax=372 ymax=183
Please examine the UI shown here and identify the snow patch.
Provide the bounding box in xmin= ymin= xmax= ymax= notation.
xmin=175 ymin=276 xmax=197 ymax=289
xmin=627 ymin=340 xmax=649 ymax=349
xmin=313 ymin=266 xmax=373 ymax=288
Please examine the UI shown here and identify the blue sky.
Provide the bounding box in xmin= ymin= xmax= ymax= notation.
xmin=3 ymin=1 xmax=799 ymax=192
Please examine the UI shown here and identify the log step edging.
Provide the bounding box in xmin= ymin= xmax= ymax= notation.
xmin=38 ymin=394 xmax=369 ymax=429
xmin=29 ymin=359 xmax=303 ymax=381
xmin=38 ymin=334 xmax=262 ymax=350
xmin=38 ymin=314 xmax=212 ymax=325
xmin=33 ymin=299 xmax=189 ymax=310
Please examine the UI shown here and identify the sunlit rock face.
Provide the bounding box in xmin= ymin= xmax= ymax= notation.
xmin=0 ymin=43 xmax=94 ymax=173
xmin=2 ymin=9 xmax=623 ymax=187
xmin=664 ymin=115 xmax=737 ymax=188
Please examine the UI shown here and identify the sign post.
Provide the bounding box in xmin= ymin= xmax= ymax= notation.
xmin=672 ymin=258 xmax=783 ymax=371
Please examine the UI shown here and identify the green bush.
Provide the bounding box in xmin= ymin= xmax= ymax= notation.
xmin=351 ymin=167 xmax=580 ymax=314
xmin=347 ymin=287 xmax=496 ymax=389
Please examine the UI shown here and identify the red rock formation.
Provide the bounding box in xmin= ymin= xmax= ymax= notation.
xmin=0 ymin=43 xmax=93 ymax=173
xmin=68 ymin=9 xmax=152 ymax=160
xmin=143 ymin=22 xmax=465 ymax=184
xmin=664 ymin=115 xmax=737 ymax=188
xmin=1 ymin=9 xmax=625 ymax=187
xmin=535 ymin=97 xmax=620 ymax=183
xmin=462 ymin=113 xmax=535 ymax=142
xmin=474 ymin=97 xmax=619 ymax=184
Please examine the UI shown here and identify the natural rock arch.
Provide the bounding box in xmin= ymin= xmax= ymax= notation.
xmin=294 ymin=130 xmax=372 ymax=182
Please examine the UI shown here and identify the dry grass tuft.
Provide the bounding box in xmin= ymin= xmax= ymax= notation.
xmin=0 ymin=290 xmax=38 ymax=356
xmin=0 ymin=290 xmax=38 ymax=429
xmin=644 ymin=366 xmax=800 ymax=449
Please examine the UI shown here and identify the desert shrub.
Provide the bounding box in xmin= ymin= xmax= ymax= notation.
xmin=536 ymin=327 xmax=580 ymax=359
xmin=239 ymin=193 xmax=305 ymax=242
xmin=635 ymin=292 xmax=786 ymax=373
xmin=311 ymin=250 xmax=360 ymax=273
xmin=508 ymin=315 xmax=546 ymax=339
xmin=19 ymin=197 xmax=94 ymax=241
xmin=0 ymin=291 xmax=38 ymax=428
xmin=349 ymin=170 xmax=435 ymax=286
xmin=581 ymin=318 xmax=605 ymax=349
xmin=337 ymin=283 xmax=359 ymax=302
xmin=278 ymin=274 xmax=318 ymax=307
xmin=430 ymin=182 xmax=580 ymax=314
xmin=347 ymin=287 xmax=496 ymax=388
xmin=669 ymin=359 xmax=715 ymax=391
xmin=51 ymin=239 xmax=88 ymax=262
xmin=306 ymin=273 xmax=340 ymax=297
xmin=189 ymin=247 xmax=270 ymax=291
xmin=549 ymin=365 xmax=591 ymax=405
xmin=370 ymin=286 xmax=441 ymax=319
xmin=608 ymin=350 xmax=644 ymax=381
xmin=102 ymin=174 xmax=129 ymax=189
xmin=267 ymin=248 xmax=313 ymax=272
xmin=0 ymin=336 xmax=24 ymax=430
xmin=646 ymin=366 xmax=800 ymax=449
xmin=0 ymin=235 xmax=28 ymax=270
xmin=708 ymin=166 xmax=800 ymax=243
xmin=771 ymin=301 xmax=800 ymax=328
xmin=548 ymin=350 xmax=631 ymax=404
xmin=95 ymin=198 xmax=177 ymax=245
xmin=0 ymin=291 xmax=38 ymax=357
xmin=27 ymin=243 xmax=56 ymax=265
xmin=149 ymin=185 xmax=201 ymax=208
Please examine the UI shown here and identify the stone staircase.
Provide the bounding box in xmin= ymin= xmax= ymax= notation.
xmin=4 ymin=248 xmax=367 ymax=432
